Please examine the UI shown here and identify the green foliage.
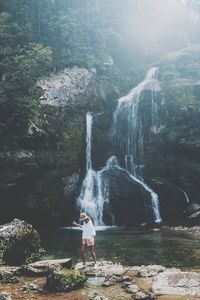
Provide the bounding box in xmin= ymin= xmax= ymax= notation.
xmin=25 ymin=247 xmax=46 ymax=264
xmin=60 ymin=268 xmax=86 ymax=286
xmin=46 ymin=265 xmax=87 ymax=292
xmin=160 ymin=45 xmax=200 ymax=82
xmin=164 ymin=86 xmax=198 ymax=116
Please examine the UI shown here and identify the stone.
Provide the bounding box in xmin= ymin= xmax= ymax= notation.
xmin=122 ymin=281 xmax=133 ymax=288
xmin=187 ymin=203 xmax=200 ymax=214
xmin=38 ymin=66 xmax=96 ymax=107
xmin=0 ymin=267 xmax=20 ymax=284
xmin=102 ymin=167 xmax=153 ymax=226
xmin=0 ymin=294 xmax=12 ymax=300
xmin=64 ymin=173 xmax=79 ymax=198
xmin=46 ymin=265 xmax=87 ymax=292
xmin=102 ymin=281 xmax=114 ymax=287
xmin=0 ymin=219 xmax=41 ymax=265
xmin=91 ymin=295 xmax=108 ymax=300
xmin=122 ymin=275 xmax=132 ymax=281
xmin=22 ymin=282 xmax=38 ymax=291
xmin=75 ymin=261 xmax=128 ymax=278
xmin=23 ymin=258 xmax=72 ymax=276
xmin=150 ymin=178 xmax=187 ymax=225
xmin=139 ymin=265 xmax=166 ymax=277
xmin=102 ymin=273 xmax=124 ymax=287
xmin=135 ymin=291 xmax=155 ymax=300
xmin=125 ymin=283 xmax=140 ymax=294
xmin=152 ymin=269 xmax=200 ymax=296
xmin=188 ymin=211 xmax=200 ymax=220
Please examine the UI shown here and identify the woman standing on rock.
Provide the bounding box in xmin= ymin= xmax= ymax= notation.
xmin=73 ymin=212 xmax=97 ymax=268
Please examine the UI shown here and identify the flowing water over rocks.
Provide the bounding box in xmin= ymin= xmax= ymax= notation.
xmin=77 ymin=113 xmax=112 ymax=226
xmin=77 ymin=69 xmax=162 ymax=226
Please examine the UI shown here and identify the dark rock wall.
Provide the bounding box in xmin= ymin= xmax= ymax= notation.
xmin=1 ymin=48 xmax=200 ymax=227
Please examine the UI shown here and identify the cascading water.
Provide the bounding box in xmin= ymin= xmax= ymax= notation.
xmin=180 ymin=189 xmax=190 ymax=204
xmin=77 ymin=113 xmax=111 ymax=226
xmin=112 ymin=67 xmax=160 ymax=171
xmin=111 ymin=67 xmax=162 ymax=223
xmin=77 ymin=68 xmax=162 ymax=225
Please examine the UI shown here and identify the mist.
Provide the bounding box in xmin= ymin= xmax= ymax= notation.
xmin=107 ymin=0 xmax=200 ymax=59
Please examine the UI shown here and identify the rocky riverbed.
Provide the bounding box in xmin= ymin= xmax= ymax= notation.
xmin=0 ymin=260 xmax=200 ymax=300
xmin=1 ymin=222 xmax=200 ymax=299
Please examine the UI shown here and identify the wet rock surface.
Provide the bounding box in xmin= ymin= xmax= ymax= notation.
xmin=38 ymin=66 xmax=95 ymax=107
xmin=23 ymin=258 xmax=72 ymax=276
xmin=138 ymin=265 xmax=166 ymax=277
xmin=152 ymin=269 xmax=200 ymax=296
xmin=0 ymin=260 xmax=199 ymax=299
xmin=169 ymin=225 xmax=200 ymax=239
xmin=102 ymin=168 xmax=153 ymax=226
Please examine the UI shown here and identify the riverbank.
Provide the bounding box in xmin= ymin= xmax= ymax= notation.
xmin=1 ymin=225 xmax=200 ymax=299
xmin=0 ymin=260 xmax=200 ymax=299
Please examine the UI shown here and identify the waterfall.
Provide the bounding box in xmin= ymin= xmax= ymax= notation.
xmin=112 ymin=67 xmax=160 ymax=170
xmin=86 ymin=112 xmax=93 ymax=171
xmin=77 ymin=68 xmax=162 ymax=225
xmin=111 ymin=67 xmax=162 ymax=223
xmin=180 ymin=189 xmax=190 ymax=204
xmin=77 ymin=113 xmax=112 ymax=226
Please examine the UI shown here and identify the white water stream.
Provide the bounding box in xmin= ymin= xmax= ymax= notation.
xmin=77 ymin=69 xmax=162 ymax=225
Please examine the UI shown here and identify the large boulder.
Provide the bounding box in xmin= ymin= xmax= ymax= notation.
xmin=23 ymin=258 xmax=72 ymax=276
xmin=152 ymin=269 xmax=200 ymax=296
xmin=46 ymin=265 xmax=86 ymax=292
xmin=0 ymin=219 xmax=41 ymax=265
xmin=150 ymin=178 xmax=188 ymax=225
xmin=101 ymin=167 xmax=156 ymax=226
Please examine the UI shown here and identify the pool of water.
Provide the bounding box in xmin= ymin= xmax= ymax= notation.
xmin=40 ymin=227 xmax=200 ymax=270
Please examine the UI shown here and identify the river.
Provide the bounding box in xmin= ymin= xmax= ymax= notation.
xmin=40 ymin=226 xmax=200 ymax=270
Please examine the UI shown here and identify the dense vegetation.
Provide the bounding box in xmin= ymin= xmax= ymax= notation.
xmin=1 ymin=0 xmax=200 ymax=147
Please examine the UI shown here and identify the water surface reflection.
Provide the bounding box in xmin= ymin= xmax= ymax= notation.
xmin=40 ymin=227 xmax=200 ymax=270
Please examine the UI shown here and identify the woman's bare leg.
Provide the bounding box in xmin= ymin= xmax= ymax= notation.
xmin=81 ymin=243 xmax=87 ymax=266
xmin=89 ymin=246 xmax=96 ymax=263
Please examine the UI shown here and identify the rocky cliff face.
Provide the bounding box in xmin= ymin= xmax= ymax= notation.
xmin=1 ymin=45 xmax=200 ymax=227
xmin=0 ymin=65 xmax=119 ymax=226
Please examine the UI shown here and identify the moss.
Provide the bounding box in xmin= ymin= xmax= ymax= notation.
xmin=46 ymin=266 xmax=87 ymax=292
xmin=60 ymin=269 xmax=86 ymax=287
xmin=0 ymin=220 xmax=42 ymax=265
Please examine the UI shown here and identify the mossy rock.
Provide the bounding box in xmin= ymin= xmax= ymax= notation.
xmin=46 ymin=265 xmax=87 ymax=292
xmin=0 ymin=219 xmax=42 ymax=265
